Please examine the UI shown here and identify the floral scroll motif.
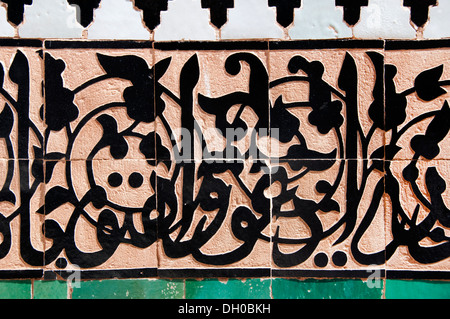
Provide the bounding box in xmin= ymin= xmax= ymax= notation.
xmin=0 ymin=43 xmax=448 ymax=277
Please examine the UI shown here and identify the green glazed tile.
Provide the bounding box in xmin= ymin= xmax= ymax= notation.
xmin=271 ymin=278 xmax=383 ymax=299
xmin=33 ymin=280 xmax=68 ymax=299
xmin=185 ymin=278 xmax=271 ymax=299
xmin=385 ymin=280 xmax=450 ymax=299
xmin=71 ymin=279 xmax=184 ymax=299
xmin=0 ymin=280 xmax=32 ymax=299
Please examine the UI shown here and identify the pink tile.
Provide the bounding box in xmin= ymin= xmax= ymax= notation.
xmin=270 ymin=159 xmax=386 ymax=272
xmin=385 ymin=48 xmax=450 ymax=161
xmin=154 ymin=46 xmax=269 ymax=162
xmin=0 ymin=47 xmax=44 ymax=160
xmin=0 ymin=160 xmax=45 ymax=271
xmin=386 ymin=159 xmax=450 ymax=271
xmin=269 ymin=47 xmax=385 ymax=160
xmin=156 ymin=160 xmax=271 ymax=272
xmin=44 ymin=47 xmax=155 ymax=161
xmin=43 ymin=159 xmax=158 ymax=271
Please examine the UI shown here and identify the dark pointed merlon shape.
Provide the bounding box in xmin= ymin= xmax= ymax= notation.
xmin=67 ymin=0 xmax=102 ymax=27
xmin=201 ymin=0 xmax=234 ymax=29
xmin=0 ymin=0 xmax=32 ymax=26
xmin=403 ymin=0 xmax=437 ymax=28
xmin=335 ymin=0 xmax=368 ymax=26
xmin=133 ymin=0 xmax=171 ymax=31
xmin=268 ymin=0 xmax=301 ymax=28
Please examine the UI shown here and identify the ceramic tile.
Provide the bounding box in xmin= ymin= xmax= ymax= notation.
xmin=268 ymin=0 xmax=301 ymax=29
xmin=71 ymin=279 xmax=184 ymax=299
xmin=220 ymin=0 xmax=284 ymax=40
xmin=0 ymin=44 xmax=44 ymax=160
xmin=154 ymin=44 xmax=269 ymax=162
xmin=0 ymin=42 xmax=46 ymax=274
xmin=156 ymin=160 xmax=271 ymax=276
xmin=66 ymin=0 xmax=101 ymax=28
xmin=33 ymin=280 xmax=68 ymax=299
xmin=268 ymin=43 xmax=385 ymax=160
xmin=0 ymin=0 xmax=448 ymax=41
xmin=423 ymin=1 xmax=450 ymax=39
xmin=289 ymin=0 xmax=353 ymax=40
xmin=43 ymin=159 xmax=158 ymax=273
xmin=131 ymin=0 xmax=170 ymax=32
xmin=87 ymin=0 xmax=151 ymax=40
xmin=353 ymin=0 xmax=416 ymax=39
xmin=0 ymin=37 xmax=445 ymax=282
xmin=0 ymin=0 xmax=32 ymax=26
xmin=272 ymin=278 xmax=383 ymax=299
xmin=403 ymin=0 xmax=437 ymax=30
xmin=185 ymin=278 xmax=271 ymax=299
xmin=19 ymin=0 xmax=84 ymax=39
xmin=385 ymin=44 xmax=450 ymax=160
xmin=154 ymin=0 xmax=216 ymax=41
xmin=200 ymin=0 xmax=234 ymax=30
xmin=0 ymin=159 xmax=45 ymax=273
xmin=385 ymin=280 xmax=450 ymax=299
xmin=0 ymin=5 xmax=15 ymax=37
xmin=0 ymin=280 xmax=32 ymax=298
xmin=43 ymin=44 xmax=154 ymax=161
xmin=270 ymin=159 xmax=386 ymax=276
xmin=335 ymin=0 xmax=369 ymax=27
xmin=385 ymin=159 xmax=450 ymax=273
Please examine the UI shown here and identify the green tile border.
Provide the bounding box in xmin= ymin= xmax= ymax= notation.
xmin=71 ymin=279 xmax=184 ymax=299
xmin=33 ymin=280 xmax=68 ymax=299
xmin=0 ymin=278 xmax=448 ymax=299
xmin=185 ymin=278 xmax=271 ymax=299
xmin=385 ymin=280 xmax=450 ymax=299
xmin=271 ymin=278 xmax=383 ymax=299
xmin=0 ymin=280 xmax=32 ymax=299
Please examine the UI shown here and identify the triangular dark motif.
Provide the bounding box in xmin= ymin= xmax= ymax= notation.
xmin=0 ymin=0 xmax=32 ymax=26
xmin=403 ymin=0 xmax=437 ymax=28
xmin=269 ymin=0 xmax=301 ymax=28
xmin=201 ymin=0 xmax=234 ymax=29
xmin=335 ymin=0 xmax=368 ymax=26
xmin=67 ymin=0 xmax=101 ymax=27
